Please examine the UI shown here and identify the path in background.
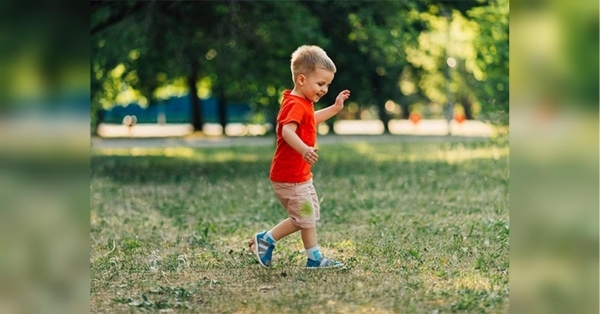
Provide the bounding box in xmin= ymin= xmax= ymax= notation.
xmin=96 ymin=119 xmax=495 ymax=139
xmin=91 ymin=133 xmax=491 ymax=149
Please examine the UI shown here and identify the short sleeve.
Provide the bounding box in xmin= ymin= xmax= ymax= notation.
xmin=278 ymin=101 xmax=305 ymax=127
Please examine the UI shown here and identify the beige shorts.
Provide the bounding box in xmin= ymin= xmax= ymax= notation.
xmin=271 ymin=179 xmax=320 ymax=229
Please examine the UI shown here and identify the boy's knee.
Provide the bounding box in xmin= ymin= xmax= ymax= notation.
xmin=290 ymin=217 xmax=316 ymax=229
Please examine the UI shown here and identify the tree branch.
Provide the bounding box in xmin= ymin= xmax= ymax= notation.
xmin=91 ymin=1 xmax=148 ymax=36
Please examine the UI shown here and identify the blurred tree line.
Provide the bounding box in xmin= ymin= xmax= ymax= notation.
xmin=91 ymin=0 xmax=508 ymax=134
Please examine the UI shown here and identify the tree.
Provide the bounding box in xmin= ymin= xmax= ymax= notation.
xmin=399 ymin=0 xmax=508 ymax=124
xmin=92 ymin=1 xmax=326 ymax=133
xmin=92 ymin=1 xmax=223 ymax=131
xmin=91 ymin=1 xmax=151 ymax=132
xmin=297 ymin=1 xmax=412 ymax=133
xmin=91 ymin=0 xmax=509 ymax=136
xmin=206 ymin=0 xmax=335 ymax=131
xmin=467 ymin=0 xmax=509 ymax=124
xmin=301 ymin=1 xmax=491 ymax=132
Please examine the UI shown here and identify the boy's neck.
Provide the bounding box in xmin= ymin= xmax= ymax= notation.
xmin=290 ymin=87 xmax=308 ymax=101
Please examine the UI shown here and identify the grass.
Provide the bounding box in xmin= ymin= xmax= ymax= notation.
xmin=90 ymin=135 xmax=509 ymax=313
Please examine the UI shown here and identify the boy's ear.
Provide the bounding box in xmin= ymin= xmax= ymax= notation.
xmin=297 ymin=74 xmax=306 ymax=86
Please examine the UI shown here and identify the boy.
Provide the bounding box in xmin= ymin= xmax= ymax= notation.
xmin=253 ymin=45 xmax=350 ymax=269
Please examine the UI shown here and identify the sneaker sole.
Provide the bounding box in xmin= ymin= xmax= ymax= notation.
xmin=254 ymin=233 xmax=270 ymax=268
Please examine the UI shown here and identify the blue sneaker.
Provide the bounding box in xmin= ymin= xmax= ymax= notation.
xmin=254 ymin=231 xmax=275 ymax=268
xmin=306 ymin=257 xmax=345 ymax=269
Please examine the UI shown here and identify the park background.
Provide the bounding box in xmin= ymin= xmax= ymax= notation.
xmin=0 ymin=0 xmax=598 ymax=313
xmin=90 ymin=0 xmax=508 ymax=139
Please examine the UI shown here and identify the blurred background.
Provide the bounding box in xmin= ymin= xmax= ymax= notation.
xmin=90 ymin=0 xmax=508 ymax=139
xmin=0 ymin=0 xmax=597 ymax=313
xmin=510 ymin=0 xmax=599 ymax=313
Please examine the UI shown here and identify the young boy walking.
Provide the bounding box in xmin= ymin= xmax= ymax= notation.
xmin=253 ymin=45 xmax=350 ymax=269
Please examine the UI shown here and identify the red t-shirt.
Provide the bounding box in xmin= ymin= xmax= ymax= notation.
xmin=269 ymin=90 xmax=316 ymax=183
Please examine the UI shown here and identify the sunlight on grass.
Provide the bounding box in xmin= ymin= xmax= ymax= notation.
xmin=422 ymin=270 xmax=493 ymax=291
xmin=95 ymin=140 xmax=508 ymax=166
xmin=164 ymin=147 xmax=195 ymax=158
xmin=94 ymin=147 xmax=262 ymax=163
xmin=98 ymin=147 xmax=199 ymax=158
xmin=210 ymin=151 xmax=261 ymax=162
xmin=333 ymin=239 xmax=357 ymax=251
xmin=350 ymin=142 xmax=377 ymax=155
xmin=346 ymin=142 xmax=508 ymax=164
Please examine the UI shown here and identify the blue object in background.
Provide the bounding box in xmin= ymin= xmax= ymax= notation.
xmin=103 ymin=95 xmax=251 ymax=124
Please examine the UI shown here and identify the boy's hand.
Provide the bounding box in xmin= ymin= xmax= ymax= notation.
xmin=303 ymin=147 xmax=319 ymax=165
xmin=334 ymin=90 xmax=351 ymax=109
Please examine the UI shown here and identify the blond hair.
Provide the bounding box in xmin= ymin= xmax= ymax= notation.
xmin=290 ymin=45 xmax=336 ymax=81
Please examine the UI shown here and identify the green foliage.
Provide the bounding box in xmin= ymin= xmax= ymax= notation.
xmin=91 ymin=0 xmax=509 ymax=130
xmin=467 ymin=0 xmax=509 ymax=124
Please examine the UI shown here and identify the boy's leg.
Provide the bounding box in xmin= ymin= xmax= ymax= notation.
xmin=301 ymin=227 xmax=324 ymax=262
xmin=260 ymin=179 xmax=342 ymax=268
xmin=301 ymin=227 xmax=344 ymax=269
xmin=254 ymin=219 xmax=300 ymax=268
xmin=271 ymin=218 xmax=301 ymax=241
xmin=300 ymin=227 xmax=318 ymax=249
xmin=302 ymin=227 xmax=323 ymax=262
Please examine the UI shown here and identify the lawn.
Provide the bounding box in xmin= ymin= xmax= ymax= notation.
xmin=90 ymin=135 xmax=509 ymax=313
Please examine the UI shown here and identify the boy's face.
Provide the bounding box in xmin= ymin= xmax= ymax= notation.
xmin=296 ymin=68 xmax=334 ymax=103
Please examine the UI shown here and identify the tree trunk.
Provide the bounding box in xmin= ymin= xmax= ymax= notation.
xmin=397 ymin=91 xmax=411 ymax=119
xmin=462 ymin=96 xmax=474 ymax=120
xmin=217 ymin=84 xmax=227 ymax=134
xmin=372 ymin=71 xmax=390 ymax=134
xmin=399 ymin=93 xmax=428 ymax=119
xmin=444 ymin=60 xmax=454 ymax=123
xmin=400 ymin=102 xmax=410 ymax=119
xmin=188 ymin=66 xmax=203 ymax=131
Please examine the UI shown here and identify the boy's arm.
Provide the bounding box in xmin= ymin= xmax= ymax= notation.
xmin=315 ymin=89 xmax=350 ymax=124
xmin=282 ymin=122 xmax=319 ymax=165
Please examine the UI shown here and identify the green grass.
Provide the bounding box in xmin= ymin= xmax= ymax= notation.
xmin=90 ymin=136 xmax=509 ymax=313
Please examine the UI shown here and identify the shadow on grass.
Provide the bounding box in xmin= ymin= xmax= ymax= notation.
xmin=91 ymin=155 xmax=273 ymax=184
